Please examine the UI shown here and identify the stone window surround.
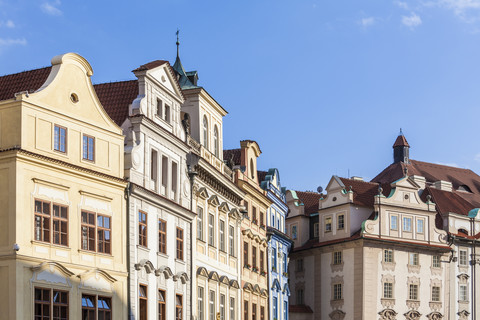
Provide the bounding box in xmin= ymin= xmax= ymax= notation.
xmin=382 ymin=248 xmax=396 ymax=272
xmin=381 ymin=274 xmax=395 ymax=309
xmin=406 ymin=276 xmax=420 ymax=309
xmin=330 ymin=275 xmax=344 ymax=309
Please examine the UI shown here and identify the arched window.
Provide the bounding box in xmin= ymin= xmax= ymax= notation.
xmin=213 ymin=125 xmax=219 ymax=158
xmin=202 ymin=116 xmax=208 ymax=148
xmin=250 ymin=158 xmax=255 ymax=179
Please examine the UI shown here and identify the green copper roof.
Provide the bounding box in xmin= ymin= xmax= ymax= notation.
xmin=172 ymin=33 xmax=200 ymax=90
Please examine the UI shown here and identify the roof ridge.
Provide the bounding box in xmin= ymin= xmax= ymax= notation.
xmin=0 ymin=66 xmax=51 ymax=79
xmin=339 ymin=177 xmax=379 ymax=185
xmin=411 ymin=159 xmax=475 ymax=173
xmin=93 ymin=79 xmax=138 ymax=86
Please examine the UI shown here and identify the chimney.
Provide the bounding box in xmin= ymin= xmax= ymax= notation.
xmin=433 ymin=180 xmax=453 ymax=192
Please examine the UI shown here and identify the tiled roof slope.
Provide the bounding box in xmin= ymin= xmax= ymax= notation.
xmin=338 ymin=178 xmax=389 ymax=207
xmin=132 ymin=60 xmax=168 ymax=72
xmin=372 ymin=160 xmax=480 ymax=208
xmin=93 ymin=80 xmax=138 ymax=126
xmin=223 ymin=149 xmax=241 ymax=166
xmin=295 ymin=191 xmax=321 ymax=216
xmin=257 ymin=170 xmax=267 ymax=185
xmin=423 ymin=186 xmax=476 ymax=216
xmin=393 ymin=134 xmax=409 ymax=147
xmin=0 ymin=67 xmax=51 ymax=101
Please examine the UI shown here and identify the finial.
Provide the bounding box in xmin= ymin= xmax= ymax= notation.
xmin=399 ymin=128 xmax=403 ymax=136
xmin=426 ymin=194 xmax=432 ymax=203
xmin=176 ymin=29 xmax=180 ymax=58
xmin=404 ymin=166 xmax=408 ymax=176
xmin=378 ymin=185 xmax=383 ymax=195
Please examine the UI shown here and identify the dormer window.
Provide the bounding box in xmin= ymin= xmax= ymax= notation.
xmin=202 ymin=116 xmax=208 ymax=148
xmin=458 ymin=185 xmax=472 ymax=193
xmin=213 ymin=125 xmax=219 ymax=158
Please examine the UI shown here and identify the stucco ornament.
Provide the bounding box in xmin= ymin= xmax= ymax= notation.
xmin=457 ymin=310 xmax=470 ymax=320
xmin=426 ymin=312 xmax=443 ymax=320
xmin=404 ymin=310 xmax=421 ymax=320
xmin=378 ymin=309 xmax=397 ymax=320
xmin=329 ymin=310 xmax=346 ymax=320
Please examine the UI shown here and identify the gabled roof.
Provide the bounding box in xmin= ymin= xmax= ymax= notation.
xmin=132 ymin=60 xmax=168 ymax=72
xmin=223 ymin=148 xmax=241 ymax=166
xmin=295 ymin=191 xmax=321 ymax=216
xmin=94 ymin=80 xmax=139 ymax=126
xmin=338 ymin=177 xmax=389 ymax=207
xmin=0 ymin=66 xmax=52 ymax=101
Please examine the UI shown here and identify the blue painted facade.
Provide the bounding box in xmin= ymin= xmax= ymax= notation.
xmin=260 ymin=169 xmax=292 ymax=320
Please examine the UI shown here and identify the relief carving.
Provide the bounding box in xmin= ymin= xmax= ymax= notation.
xmin=426 ymin=312 xmax=443 ymax=320
xmin=404 ymin=310 xmax=421 ymax=320
xmin=329 ymin=310 xmax=346 ymax=320
xmin=378 ymin=308 xmax=397 ymax=320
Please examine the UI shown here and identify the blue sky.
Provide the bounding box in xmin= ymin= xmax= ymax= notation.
xmin=1 ymin=0 xmax=480 ymax=191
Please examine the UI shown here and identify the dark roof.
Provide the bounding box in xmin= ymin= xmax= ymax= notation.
xmin=172 ymin=54 xmax=200 ymax=90
xmin=372 ymin=160 xmax=480 ymax=207
xmin=393 ymin=134 xmax=410 ymax=148
xmin=423 ymin=186 xmax=476 ymax=216
xmin=257 ymin=170 xmax=268 ymax=184
xmin=93 ymin=80 xmax=139 ymax=126
xmin=295 ymin=191 xmax=321 ymax=216
xmin=132 ymin=60 xmax=168 ymax=72
xmin=0 ymin=66 xmax=52 ymax=101
xmin=338 ymin=178 xmax=389 ymax=207
xmin=223 ymin=149 xmax=241 ymax=166
xmin=289 ymin=305 xmax=313 ymax=313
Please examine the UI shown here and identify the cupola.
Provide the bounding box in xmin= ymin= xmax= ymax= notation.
xmin=393 ymin=129 xmax=410 ymax=164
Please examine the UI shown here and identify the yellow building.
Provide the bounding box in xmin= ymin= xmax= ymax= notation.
xmin=0 ymin=53 xmax=128 ymax=319
xmin=224 ymin=140 xmax=271 ymax=320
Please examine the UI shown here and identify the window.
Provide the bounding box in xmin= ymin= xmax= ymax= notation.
xmin=34 ymin=287 xmax=68 ymax=320
xmin=171 ymin=162 xmax=178 ymax=199
xmin=34 ymin=200 xmax=69 ymax=246
xmin=409 ymin=284 xmax=418 ymax=300
xmin=244 ymin=301 xmax=248 ymax=320
xmin=459 ymin=284 xmax=468 ymax=301
xmin=220 ymin=294 xmax=225 ymax=320
xmin=244 ymin=242 xmax=249 ymax=267
xmin=390 ymin=215 xmax=398 ymax=230
xmin=197 ymin=207 xmax=204 ymax=240
xmin=151 ymin=150 xmax=158 ymax=184
xmin=417 ymin=219 xmax=424 ymax=233
xmin=273 ymin=297 xmax=278 ymax=318
xmin=252 ymin=207 xmax=257 ymax=224
xmin=34 ymin=200 xmax=51 ymax=243
xmin=260 ymin=211 xmax=264 ymax=227
xmin=333 ymin=251 xmax=342 ymax=265
xmin=230 ymin=297 xmax=235 ymax=320
xmin=159 ymin=219 xmax=166 ymax=254
xmin=459 ymin=249 xmax=468 ymax=266
xmin=209 ymin=290 xmax=215 ymax=320
xmin=409 ymin=253 xmax=419 ymax=266
xmin=97 ymin=215 xmax=111 ymax=254
xmin=252 ymin=303 xmax=257 ymax=320
xmin=337 ymin=214 xmax=345 ymax=230
xmin=54 ymin=125 xmax=67 ymax=153
xmin=313 ymin=223 xmax=319 ymax=237
xmin=161 ymin=156 xmax=168 ymax=193
xmin=291 ymin=225 xmax=297 ymax=239
xmin=296 ymin=258 xmax=303 ymax=272
xmin=176 ymin=294 xmax=183 ymax=320
xmin=138 ymin=211 xmax=147 ymax=247
xmin=198 ymin=287 xmax=204 ymax=320
xmin=82 ymin=294 xmax=111 ymax=320
xmin=252 ymin=246 xmax=257 ymax=270
xmin=272 ymin=247 xmax=277 ymax=271
xmin=261 ymin=306 xmax=266 ymax=320
xmin=383 ymin=282 xmax=393 ymax=298
xmin=432 ymin=286 xmax=440 ymax=302
xmin=159 ymin=290 xmax=166 ymax=320
xmin=244 ymin=201 xmax=249 ymax=219
xmin=219 ymin=220 xmax=225 ymax=251
xmin=283 ymin=302 xmax=287 ymax=320
xmin=296 ymin=289 xmax=304 ymax=304
xmin=203 ymin=116 xmax=209 ymax=148
xmin=229 ymin=226 xmax=234 ymax=255
xmin=213 ymin=125 xmax=219 ymax=158
xmin=260 ymin=250 xmax=265 ymax=273
xmin=164 ymin=104 xmax=171 ymax=123
xmin=384 ymin=249 xmax=393 ymax=263
xmin=157 ymin=98 xmax=163 ymax=117
xmin=325 ymin=217 xmax=332 ymax=232
xmin=333 ymin=284 xmax=342 ymax=300
xmin=176 ymin=227 xmax=183 ymax=260
xmin=432 ymin=255 xmax=441 ymax=268
xmin=403 ymin=217 xmax=412 ymax=232
xmin=208 ymin=214 xmax=215 ymax=246
xmin=139 ymin=285 xmax=147 ymax=320
xmin=81 ymin=211 xmax=96 ymax=251
xmin=284 ymin=254 xmax=288 ymax=273
xmin=82 ymin=134 xmax=95 ymax=161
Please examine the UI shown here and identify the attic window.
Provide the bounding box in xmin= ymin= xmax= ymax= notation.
xmin=457 ymin=185 xmax=472 ymax=193
xmin=458 ymin=228 xmax=469 ymax=236
xmin=70 ymin=93 xmax=79 ymax=103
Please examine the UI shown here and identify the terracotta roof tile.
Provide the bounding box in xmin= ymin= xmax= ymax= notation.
xmin=289 ymin=305 xmax=313 ymax=313
xmin=132 ymin=60 xmax=168 ymax=72
xmin=0 ymin=67 xmax=51 ymax=101
xmin=393 ymin=134 xmax=409 ymax=147
xmin=423 ymin=186 xmax=476 ymax=216
xmin=93 ymin=80 xmax=138 ymax=126
xmin=338 ymin=178 xmax=388 ymax=207
xmin=223 ymin=149 xmax=241 ymax=166
xmin=295 ymin=191 xmax=321 ymax=216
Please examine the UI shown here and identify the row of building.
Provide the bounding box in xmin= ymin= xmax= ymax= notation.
xmin=0 ymin=47 xmax=292 ymax=319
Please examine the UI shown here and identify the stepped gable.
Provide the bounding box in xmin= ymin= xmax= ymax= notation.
xmin=338 ymin=177 xmax=388 ymax=208
xmin=94 ymin=80 xmax=139 ymax=126
xmin=0 ymin=66 xmax=52 ymax=101
xmin=295 ymin=191 xmax=321 ymax=216
xmin=223 ymin=148 xmax=241 ymax=166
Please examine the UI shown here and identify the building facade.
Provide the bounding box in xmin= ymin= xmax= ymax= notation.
xmin=260 ymin=168 xmax=292 ymax=320
xmin=0 ymin=53 xmax=128 ymax=319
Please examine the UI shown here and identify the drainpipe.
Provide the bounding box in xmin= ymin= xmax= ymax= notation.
xmin=125 ymin=181 xmax=132 ymax=319
xmin=188 ymin=163 xmax=198 ymax=320
xmin=471 ymin=217 xmax=476 ymax=320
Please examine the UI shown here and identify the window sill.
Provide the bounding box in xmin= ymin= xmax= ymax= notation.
xmin=77 ymin=249 xmax=112 ymax=257
xmin=175 ymin=258 xmax=186 ymax=265
xmin=137 ymin=245 xmax=150 ymax=252
xmin=157 ymin=252 xmax=168 ymax=258
xmin=31 ymin=240 xmax=71 ymax=250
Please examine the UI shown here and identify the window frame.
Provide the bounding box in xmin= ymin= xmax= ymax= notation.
xmin=53 ymin=124 xmax=67 ymax=153
xmin=82 ymin=134 xmax=95 ymax=162
xmin=431 ymin=286 xmax=440 ymax=302
xmin=138 ymin=210 xmax=148 ymax=248
xmin=403 ymin=216 xmax=412 ymax=232
xmin=96 ymin=214 xmax=111 ymax=254
xmin=81 ymin=293 xmax=112 ymax=320
xmin=81 ymin=210 xmax=97 ymax=252
xmin=198 ymin=287 xmax=204 ymax=320
xmin=208 ymin=214 xmax=215 ymax=246
xmin=390 ymin=215 xmax=398 ymax=230
xmin=384 ymin=249 xmax=394 ymax=263
xmin=197 ymin=207 xmax=204 ymax=241
xmin=409 ymin=284 xmax=418 ymax=301
xmin=333 ymin=283 xmax=342 ymax=300
xmin=175 ymin=294 xmax=183 ymax=320
xmin=325 ymin=216 xmax=332 ymax=232
xmin=383 ymin=282 xmax=393 ymax=299
xmin=209 ymin=290 xmax=215 ymax=320
xmin=409 ymin=252 xmax=419 ymax=266
xmin=229 ymin=225 xmax=235 ymax=256
xmin=158 ymin=289 xmax=166 ymax=320
xmin=139 ymin=284 xmax=148 ymax=320
xmin=158 ymin=218 xmax=167 ymax=254
xmin=459 ymin=249 xmax=468 ymax=266
xmin=34 ymin=287 xmax=69 ymax=320
xmin=219 ymin=219 xmax=225 ymax=252
xmin=432 ymin=255 xmax=441 ymax=268
xmin=337 ymin=214 xmax=345 ymax=230
xmin=176 ymin=227 xmax=184 ymax=260
xmin=416 ymin=218 xmax=424 ymax=234
xmin=333 ymin=251 xmax=342 ymax=265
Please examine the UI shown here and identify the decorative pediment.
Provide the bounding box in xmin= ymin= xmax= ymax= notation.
xmin=229 ymin=208 xmax=243 ymax=220
xmin=219 ymin=202 xmax=230 ymax=214
xmin=272 ymin=278 xmax=281 ymax=291
xmin=329 ymin=310 xmax=346 ymax=320
xmin=208 ymin=195 xmax=220 ymax=207
xmin=242 ymin=229 xmax=254 ymax=239
xmin=426 ymin=312 xmax=443 ymax=320
xmin=457 ymin=310 xmax=470 ymax=320
xmin=229 ymin=279 xmax=240 ymax=289
xmin=77 ymin=268 xmax=116 ymax=292
xmin=197 ymin=187 xmax=209 ymax=200
xmin=173 ymin=272 xmax=189 ymax=284
xmin=253 ymin=284 xmax=262 ymax=295
xmin=378 ymin=309 xmax=397 ymax=320
xmin=135 ymin=259 xmax=155 ymax=274
xmin=197 ymin=267 xmax=209 ymax=278
xmin=156 ymin=266 xmax=174 ymax=279
xmin=219 ymin=275 xmax=230 ymax=286
xmin=457 ymin=273 xmax=469 ymax=282
xmin=243 ymin=282 xmax=254 ymax=292
xmin=404 ymin=310 xmax=421 ymax=320
xmin=208 ymin=271 xmax=219 ymax=282
xmin=31 ymin=262 xmax=74 ymax=287
xmin=261 ymin=289 xmax=269 ymax=297
xmin=283 ymin=283 xmax=291 ymax=296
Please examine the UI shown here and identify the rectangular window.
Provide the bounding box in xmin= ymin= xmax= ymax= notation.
xmin=244 ymin=201 xmax=249 ymax=219
xmin=176 ymin=294 xmax=183 ymax=320
xmin=409 ymin=284 xmax=418 ymax=300
xmin=209 ymin=291 xmax=215 ymax=320
xmin=35 ymin=201 xmax=68 ymax=246
xmin=460 ymin=284 xmax=468 ymax=301
xmin=176 ymin=227 xmax=184 ymax=260
xmin=34 ymin=287 xmax=68 ymax=320
xmin=409 ymin=253 xmax=419 ymax=266
xmin=337 ymin=214 xmax=345 ymax=230
xmin=432 ymin=286 xmax=440 ymax=302
xmin=81 ymin=294 xmax=96 ymax=320
xmin=252 ymin=303 xmax=256 ymax=320
xmin=229 ymin=226 xmax=234 ymax=255
xmin=252 ymin=246 xmax=257 ymax=270
xmin=164 ymin=105 xmax=171 ymax=123
xmin=54 ymin=125 xmax=67 ymax=153
xmin=139 ymin=284 xmax=147 ymax=320
xmin=82 ymin=294 xmax=111 ymax=320
xmin=198 ymin=287 xmax=204 ymax=320
xmin=459 ymin=249 xmax=468 ymax=266
xmin=384 ymin=282 xmax=393 ymax=298
xmin=403 ymin=217 xmax=412 ymax=232
xmin=157 ymin=98 xmax=163 ymax=116
xmin=260 ymin=211 xmax=264 ymax=227
xmin=283 ymin=302 xmax=287 ymax=320
xmin=81 ymin=211 xmax=96 ymax=251
xmin=97 ymin=214 xmax=111 ymax=254
xmin=260 ymin=250 xmax=265 ymax=273
xmin=296 ymin=258 xmax=303 ymax=272
xmin=159 ymin=219 xmax=166 ymax=254
xmin=273 ymin=297 xmax=278 ymax=318
xmin=384 ymin=249 xmax=393 ymax=263
xmin=82 ymin=134 xmax=95 ymax=161
xmin=325 ymin=217 xmax=332 ymax=232
xmin=390 ymin=215 xmax=398 ymax=230
xmin=171 ymin=162 xmax=178 ymax=199
xmin=197 ymin=207 xmax=204 ymax=240
xmin=416 ymin=219 xmax=424 ymax=233
xmin=296 ymin=289 xmax=304 ymax=304
xmin=262 ymin=306 xmax=266 ymax=320
xmin=333 ymin=284 xmax=342 ymax=300
xmin=151 ymin=150 xmax=158 ymax=183
xmin=220 ymin=294 xmax=225 ymax=320
xmin=219 ymin=220 xmax=225 ymax=251
xmin=432 ymin=255 xmax=441 ymax=268
xmin=159 ymin=290 xmax=166 ymax=320
xmin=313 ymin=223 xmax=319 ymax=237
xmin=161 ymin=156 xmax=168 ymax=193
xmin=252 ymin=207 xmax=257 ymax=224
xmin=333 ymin=251 xmax=342 ymax=265
xmin=34 ymin=200 xmax=51 ymax=243
xmin=291 ymin=225 xmax=297 ymax=239
xmin=208 ymin=214 xmax=215 ymax=246
xmin=230 ymin=297 xmax=235 ymax=320
xmin=98 ymin=296 xmax=112 ymax=320
xmin=138 ymin=211 xmax=147 ymax=247
xmin=244 ymin=301 xmax=248 ymax=320
xmin=272 ymin=247 xmax=277 ymax=271
xmin=244 ymin=242 xmax=249 ymax=267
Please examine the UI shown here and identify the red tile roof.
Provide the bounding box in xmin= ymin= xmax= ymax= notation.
xmin=93 ymin=80 xmax=138 ymax=126
xmin=338 ymin=177 xmax=390 ymax=207
xmin=393 ymin=134 xmax=409 ymax=147
xmin=295 ymin=191 xmax=321 ymax=216
xmin=223 ymin=149 xmax=241 ymax=166
xmin=0 ymin=67 xmax=51 ymax=101
xmin=289 ymin=305 xmax=313 ymax=313
xmin=423 ymin=186 xmax=476 ymax=216
xmin=132 ymin=60 xmax=168 ymax=72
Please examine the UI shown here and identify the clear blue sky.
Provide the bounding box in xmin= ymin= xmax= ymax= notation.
xmin=1 ymin=0 xmax=480 ymax=191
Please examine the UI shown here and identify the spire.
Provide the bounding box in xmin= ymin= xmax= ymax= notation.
xmin=393 ymin=129 xmax=410 ymax=164
xmin=176 ymin=29 xmax=180 ymax=59
xmin=171 ymin=29 xmax=200 ymax=90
